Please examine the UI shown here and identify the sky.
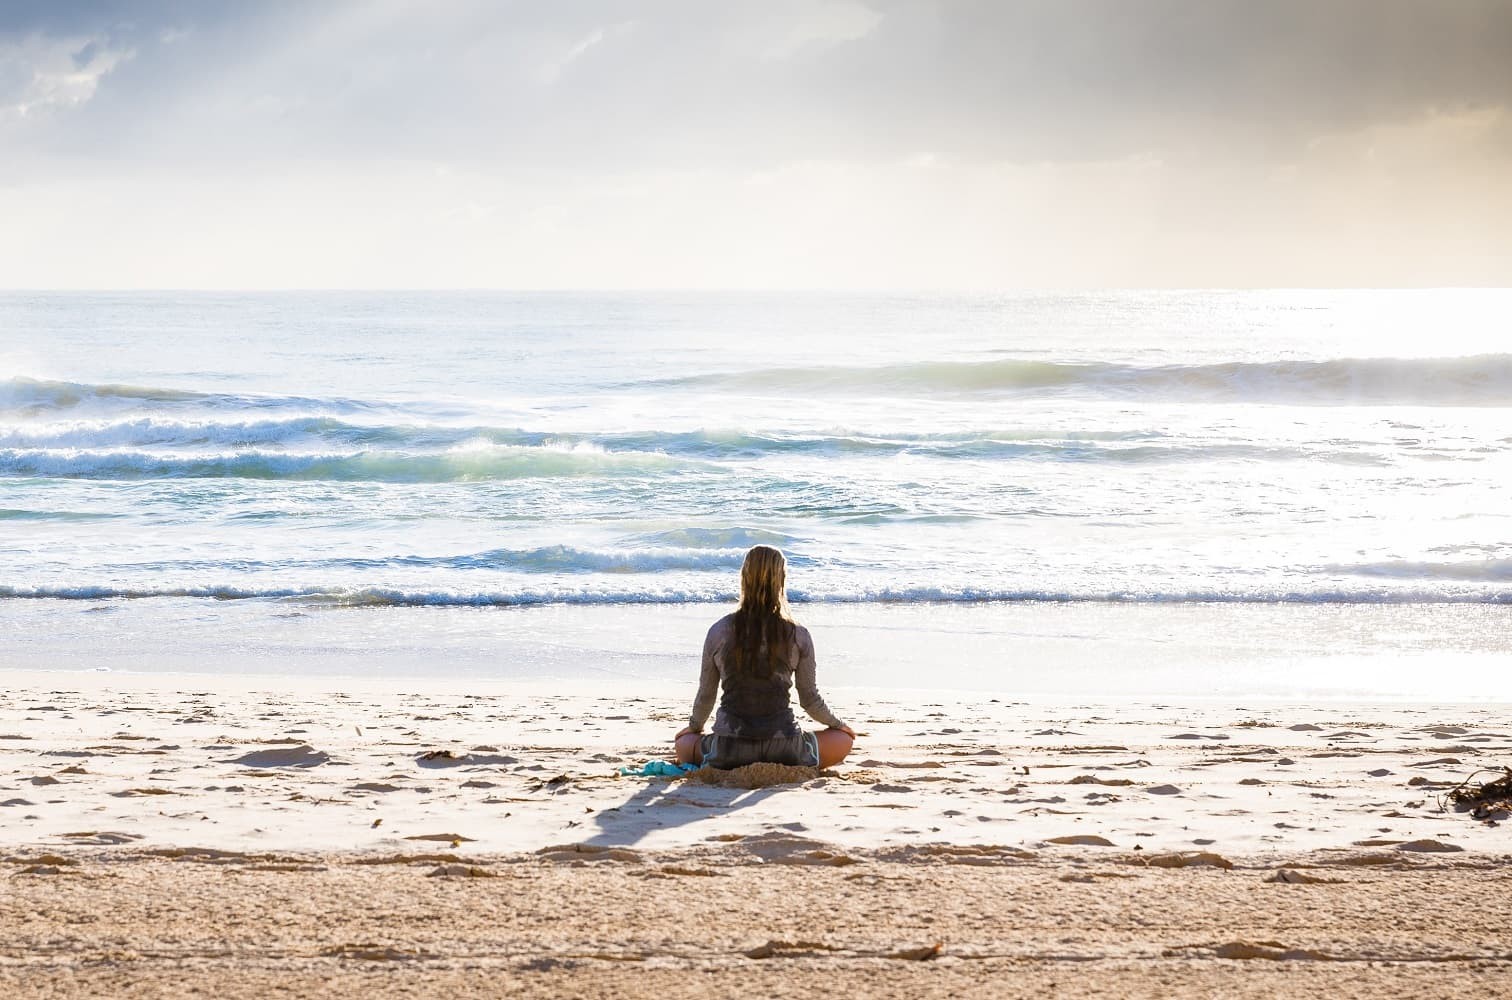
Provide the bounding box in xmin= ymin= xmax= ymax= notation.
xmin=1 ymin=0 xmax=1510 ymax=290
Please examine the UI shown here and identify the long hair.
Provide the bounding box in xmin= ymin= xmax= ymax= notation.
xmin=728 ymin=545 xmax=796 ymax=680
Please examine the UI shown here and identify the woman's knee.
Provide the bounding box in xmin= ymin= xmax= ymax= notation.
xmin=674 ymin=732 xmax=702 ymax=764
xmin=816 ymin=728 xmax=853 ymax=767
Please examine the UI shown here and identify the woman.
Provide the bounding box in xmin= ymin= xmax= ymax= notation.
xmin=674 ymin=545 xmax=855 ymax=769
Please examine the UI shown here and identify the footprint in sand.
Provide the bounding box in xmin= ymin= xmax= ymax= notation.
xmin=1266 ymin=869 xmax=1341 ymax=884
xmin=59 ymin=831 xmax=143 ymax=845
xmin=426 ymin=864 xmax=497 ymax=878
xmin=1069 ymin=776 xmax=1134 ymax=787
xmin=1396 ymin=839 xmax=1463 ymax=853
xmin=1139 ymin=851 xmax=1233 ymax=870
xmin=1209 ymin=941 xmax=1330 ymax=960
xmin=224 ymin=745 xmax=331 ymax=768
xmin=403 ymin=833 xmax=478 ymax=843
xmin=417 ymin=750 xmax=520 ymax=768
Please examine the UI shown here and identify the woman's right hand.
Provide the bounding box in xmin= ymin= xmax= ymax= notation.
xmin=836 ymin=723 xmax=856 ymax=738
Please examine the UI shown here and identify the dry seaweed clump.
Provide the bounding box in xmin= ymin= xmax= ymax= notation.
xmin=1446 ymin=767 xmax=1512 ymax=822
xmin=681 ymin=763 xmax=827 ymax=789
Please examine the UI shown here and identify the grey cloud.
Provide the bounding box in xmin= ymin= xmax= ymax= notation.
xmin=0 ymin=0 xmax=252 ymax=35
xmin=4 ymin=0 xmax=1511 ymax=168
xmin=789 ymin=0 xmax=1512 ymax=160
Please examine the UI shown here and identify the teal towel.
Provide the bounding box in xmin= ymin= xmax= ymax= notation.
xmin=618 ymin=760 xmax=700 ymax=777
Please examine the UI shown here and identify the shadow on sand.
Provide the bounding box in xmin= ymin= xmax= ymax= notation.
xmin=577 ymin=775 xmax=803 ymax=849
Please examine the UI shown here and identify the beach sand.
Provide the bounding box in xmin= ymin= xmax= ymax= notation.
xmin=4 ymin=670 xmax=1510 ymax=997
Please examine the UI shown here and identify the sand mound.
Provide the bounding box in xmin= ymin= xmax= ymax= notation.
xmin=681 ymin=763 xmax=824 ymax=789
xmin=1210 ymin=940 xmax=1333 ymax=961
xmin=1047 ymin=835 xmax=1116 ymax=847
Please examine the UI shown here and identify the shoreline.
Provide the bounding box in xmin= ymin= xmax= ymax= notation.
xmin=3 ymin=666 xmax=1512 ymax=709
xmin=4 ymin=596 xmax=1510 ymax=701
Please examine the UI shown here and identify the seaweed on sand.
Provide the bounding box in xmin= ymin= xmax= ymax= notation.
xmin=1443 ymin=767 xmax=1512 ymax=823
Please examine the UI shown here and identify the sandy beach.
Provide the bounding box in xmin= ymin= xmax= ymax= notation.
xmin=5 ymin=670 xmax=1510 ymax=997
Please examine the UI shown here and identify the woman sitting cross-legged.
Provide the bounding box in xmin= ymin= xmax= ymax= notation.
xmin=675 ymin=545 xmax=855 ymax=770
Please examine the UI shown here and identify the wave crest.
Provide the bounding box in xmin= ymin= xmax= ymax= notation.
xmin=2 ymin=584 xmax=1507 ymax=607
xmin=658 ymin=354 xmax=1512 ymax=406
xmin=1333 ymin=558 xmax=1512 ymax=582
xmin=0 ymin=443 xmax=698 ymax=482
xmin=0 ymin=377 xmax=373 ymax=416
xmin=0 ymin=417 xmax=1407 ymax=469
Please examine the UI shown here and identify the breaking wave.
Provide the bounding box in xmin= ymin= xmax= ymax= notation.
xmin=0 ymin=418 xmax=1400 ymax=476
xmin=0 ymin=443 xmax=700 ymax=482
xmin=2 ymin=583 xmax=1507 ymax=606
xmin=105 ymin=545 xmax=755 ymax=575
xmin=0 ymin=376 xmax=374 ymax=416
xmin=1332 ymin=558 xmax=1512 ymax=582
xmin=655 ymin=354 xmax=1512 ymax=406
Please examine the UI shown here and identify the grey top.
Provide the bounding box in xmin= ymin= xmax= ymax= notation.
xmin=688 ymin=613 xmax=845 ymax=734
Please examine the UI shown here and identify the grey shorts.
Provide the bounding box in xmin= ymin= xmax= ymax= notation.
xmin=698 ymin=731 xmax=820 ymax=770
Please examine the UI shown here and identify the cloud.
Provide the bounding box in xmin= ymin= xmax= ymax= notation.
xmin=1 ymin=1 xmax=1509 ymax=288
xmin=1 ymin=0 xmax=1508 ymax=168
xmin=0 ymin=33 xmax=133 ymax=121
xmin=764 ymin=0 xmax=881 ymax=60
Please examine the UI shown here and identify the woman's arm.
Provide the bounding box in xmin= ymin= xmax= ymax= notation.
xmin=794 ymin=625 xmax=847 ymax=730
xmin=686 ymin=621 xmax=722 ymax=732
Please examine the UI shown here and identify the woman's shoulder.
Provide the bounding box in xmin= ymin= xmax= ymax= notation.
xmin=706 ymin=613 xmax=737 ymax=640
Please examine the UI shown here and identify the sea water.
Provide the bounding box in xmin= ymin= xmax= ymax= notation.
xmin=2 ymin=290 xmax=1509 ymax=697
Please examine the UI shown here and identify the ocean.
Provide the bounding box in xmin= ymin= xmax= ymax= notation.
xmin=2 ymin=289 xmax=1509 ymax=697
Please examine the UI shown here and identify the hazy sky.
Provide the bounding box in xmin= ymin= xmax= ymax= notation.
xmin=2 ymin=1 xmax=1510 ymax=289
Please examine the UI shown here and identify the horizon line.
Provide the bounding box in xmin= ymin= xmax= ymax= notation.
xmin=2 ymin=285 xmax=1509 ymax=295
